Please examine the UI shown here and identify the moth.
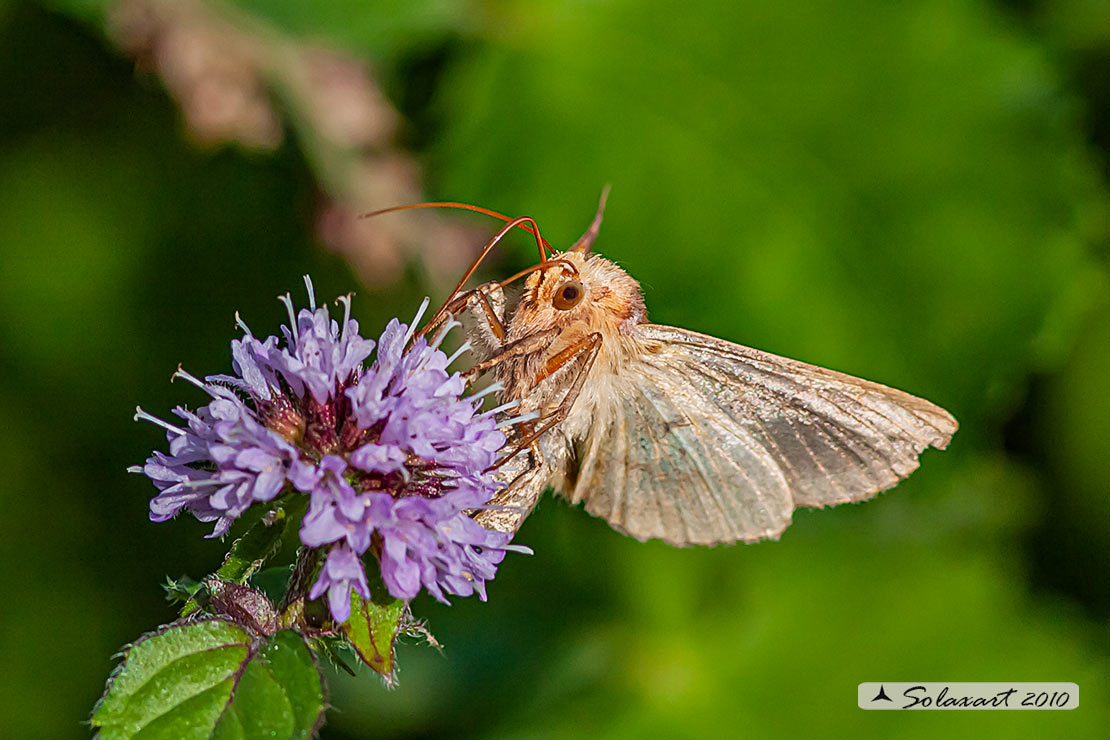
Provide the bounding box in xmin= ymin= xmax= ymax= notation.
xmin=371 ymin=191 xmax=957 ymax=546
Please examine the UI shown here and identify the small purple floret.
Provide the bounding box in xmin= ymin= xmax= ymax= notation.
xmin=309 ymin=544 xmax=371 ymax=624
xmin=138 ymin=380 xmax=299 ymax=538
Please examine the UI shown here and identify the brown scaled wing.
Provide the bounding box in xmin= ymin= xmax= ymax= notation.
xmin=563 ymin=324 xmax=957 ymax=546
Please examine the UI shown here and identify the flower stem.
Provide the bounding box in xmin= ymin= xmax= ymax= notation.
xmin=279 ymin=545 xmax=323 ymax=628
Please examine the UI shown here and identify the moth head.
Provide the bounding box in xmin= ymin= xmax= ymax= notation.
xmin=507 ymin=187 xmax=645 ymax=336
xmin=517 ymin=248 xmax=646 ymax=336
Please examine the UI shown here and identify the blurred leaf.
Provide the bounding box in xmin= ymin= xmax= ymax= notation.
xmin=342 ymin=591 xmax=406 ymax=685
xmin=472 ymin=535 xmax=1110 ymax=740
xmin=37 ymin=0 xmax=115 ymax=24
xmin=432 ymin=0 xmax=1107 ymax=433
xmin=94 ymin=621 xmax=324 ymax=740
xmin=226 ymin=0 xmax=474 ymax=59
xmin=1049 ymin=295 xmax=1110 ymax=504
xmin=1031 ymin=291 xmax=1110 ymax=613
xmin=1040 ymin=0 xmax=1110 ymax=51
xmin=0 ymin=138 xmax=150 ymax=375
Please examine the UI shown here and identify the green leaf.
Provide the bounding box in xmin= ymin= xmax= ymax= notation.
xmin=212 ymin=631 xmax=325 ymax=740
xmin=92 ymin=619 xmax=251 ymax=740
xmin=258 ymin=631 xmax=327 ymax=736
xmin=341 ymin=591 xmax=406 ymax=685
xmin=311 ymin=636 xmax=357 ymax=677
xmin=93 ymin=622 xmax=325 ymax=740
xmin=163 ymin=576 xmax=203 ymax=605
xmin=215 ymin=508 xmax=291 ymax=583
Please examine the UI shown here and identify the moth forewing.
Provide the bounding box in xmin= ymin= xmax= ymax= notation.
xmin=563 ymin=324 xmax=957 ymax=545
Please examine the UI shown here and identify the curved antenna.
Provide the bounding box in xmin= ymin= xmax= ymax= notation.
xmin=569 ymin=184 xmax=611 ymax=253
xmin=360 ymin=201 xmax=553 ymax=258
xmin=415 ymin=215 xmax=573 ymax=342
xmin=497 ymin=259 xmax=578 ymax=289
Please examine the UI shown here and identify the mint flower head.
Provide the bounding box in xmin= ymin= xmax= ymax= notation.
xmin=132 ymin=278 xmax=528 ymax=622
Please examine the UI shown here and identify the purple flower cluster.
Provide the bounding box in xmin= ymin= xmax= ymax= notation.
xmin=132 ymin=278 xmax=527 ymax=622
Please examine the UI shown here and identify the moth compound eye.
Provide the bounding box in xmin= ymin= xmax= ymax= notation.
xmin=553 ymin=280 xmax=584 ymax=310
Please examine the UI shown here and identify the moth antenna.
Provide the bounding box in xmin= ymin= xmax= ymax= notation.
xmin=416 ymin=214 xmax=553 ymax=342
xmin=359 ymin=201 xmax=553 ymax=257
xmin=569 ymin=184 xmax=611 ymax=254
xmin=498 ymin=258 xmax=579 ymax=290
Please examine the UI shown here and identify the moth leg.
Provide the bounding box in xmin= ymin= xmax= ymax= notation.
xmin=472 ymin=451 xmax=549 ymax=534
xmin=446 ymin=284 xmax=505 ymax=338
xmin=532 ymin=332 xmax=602 ymax=386
xmin=474 ymin=334 xmax=600 ymax=532
xmin=447 ymin=281 xmax=508 ymax=355
xmin=508 ymin=419 xmax=546 ymax=470
xmin=489 ymin=332 xmax=602 ymax=470
xmin=521 ymin=421 xmax=544 ymax=465
xmin=452 ymin=284 xmax=552 ymax=464
xmin=462 ymin=327 xmax=560 ymax=385
xmin=472 ymin=290 xmax=507 ymax=344
xmin=473 ymin=338 xmax=599 ymax=532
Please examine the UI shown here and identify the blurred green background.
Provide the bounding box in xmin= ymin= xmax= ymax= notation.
xmin=1 ymin=0 xmax=1108 ymax=737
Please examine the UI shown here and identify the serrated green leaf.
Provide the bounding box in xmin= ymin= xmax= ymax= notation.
xmin=126 ymin=680 xmax=238 ymax=740
xmin=211 ymin=646 xmax=294 ymax=739
xmin=212 ymin=630 xmax=325 ymax=740
xmin=94 ymin=623 xmax=325 ymax=740
xmin=92 ymin=620 xmax=251 ymax=739
xmin=259 ymin=630 xmax=327 ymax=736
xmin=341 ymin=591 xmax=405 ymax=684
